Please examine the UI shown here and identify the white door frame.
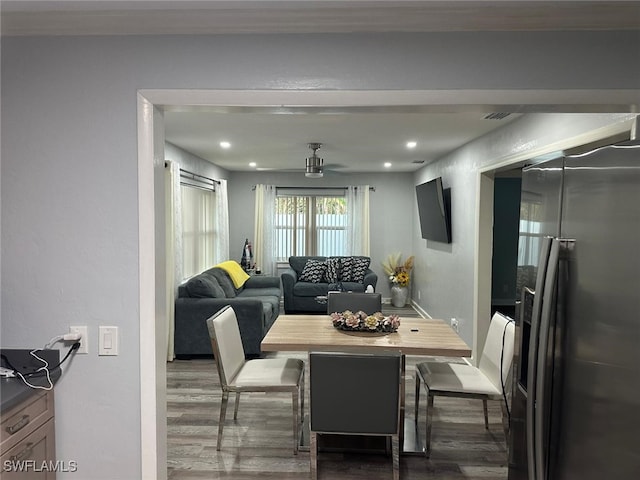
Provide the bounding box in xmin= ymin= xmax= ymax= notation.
xmin=137 ymin=89 xmax=637 ymax=479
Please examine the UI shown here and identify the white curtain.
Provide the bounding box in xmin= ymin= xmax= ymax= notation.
xmin=214 ymin=179 xmax=230 ymax=264
xmin=181 ymin=187 xmax=215 ymax=278
xmin=165 ymin=161 xmax=182 ymax=361
xmin=254 ymin=184 xmax=277 ymax=275
xmin=346 ymin=185 xmax=370 ymax=255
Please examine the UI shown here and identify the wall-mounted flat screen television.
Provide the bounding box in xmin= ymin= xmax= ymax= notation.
xmin=415 ymin=177 xmax=452 ymax=243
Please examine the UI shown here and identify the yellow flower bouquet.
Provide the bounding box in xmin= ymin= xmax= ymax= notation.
xmin=382 ymin=253 xmax=414 ymax=287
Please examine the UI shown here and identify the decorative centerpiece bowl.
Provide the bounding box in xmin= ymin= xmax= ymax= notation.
xmin=330 ymin=310 xmax=400 ymax=333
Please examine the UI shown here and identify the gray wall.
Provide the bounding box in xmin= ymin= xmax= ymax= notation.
xmin=165 ymin=142 xmax=229 ymax=181
xmin=1 ymin=31 xmax=638 ymax=478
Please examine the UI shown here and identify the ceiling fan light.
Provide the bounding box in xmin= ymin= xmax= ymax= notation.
xmin=305 ymin=153 xmax=324 ymax=178
xmin=304 ymin=142 xmax=324 ymax=178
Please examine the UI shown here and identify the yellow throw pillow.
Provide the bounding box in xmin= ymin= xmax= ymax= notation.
xmin=215 ymin=260 xmax=251 ymax=289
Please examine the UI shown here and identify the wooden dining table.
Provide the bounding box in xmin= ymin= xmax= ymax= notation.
xmin=261 ymin=314 xmax=472 ymax=454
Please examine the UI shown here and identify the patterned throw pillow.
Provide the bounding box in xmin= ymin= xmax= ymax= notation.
xmin=324 ymin=257 xmax=341 ymax=283
xmin=299 ymin=259 xmax=327 ymax=283
xmin=351 ymin=257 xmax=371 ymax=283
xmin=340 ymin=256 xmax=355 ymax=282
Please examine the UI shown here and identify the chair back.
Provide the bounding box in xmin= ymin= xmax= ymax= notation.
xmin=326 ymin=292 xmax=382 ymax=315
xmin=478 ymin=312 xmax=516 ymax=391
xmin=310 ymin=351 xmax=401 ymax=435
xmin=206 ymin=306 xmax=246 ymax=387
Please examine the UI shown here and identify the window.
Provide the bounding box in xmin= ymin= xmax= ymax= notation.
xmin=517 ymin=200 xmax=543 ymax=267
xmin=275 ymin=194 xmax=347 ymax=261
xmin=181 ymin=185 xmax=216 ymax=279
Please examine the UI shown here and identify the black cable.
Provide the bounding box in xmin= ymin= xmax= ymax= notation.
xmin=46 ymin=342 xmax=81 ymax=372
xmin=500 ymin=317 xmax=515 ymax=423
xmin=8 ymin=342 xmax=81 ymax=378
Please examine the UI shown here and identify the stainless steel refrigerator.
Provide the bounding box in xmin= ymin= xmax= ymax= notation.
xmin=508 ymin=140 xmax=640 ymax=480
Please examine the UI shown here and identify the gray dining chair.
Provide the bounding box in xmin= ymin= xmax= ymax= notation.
xmin=414 ymin=312 xmax=515 ymax=457
xmin=309 ymin=351 xmax=402 ymax=480
xmin=326 ymin=291 xmax=382 ymax=315
xmin=206 ymin=305 xmax=305 ymax=454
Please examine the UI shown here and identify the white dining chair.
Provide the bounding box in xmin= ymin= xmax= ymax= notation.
xmin=414 ymin=312 xmax=515 ymax=457
xmin=206 ymin=305 xmax=305 ymax=454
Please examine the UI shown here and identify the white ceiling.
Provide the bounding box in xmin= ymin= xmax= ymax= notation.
xmin=164 ymin=109 xmax=521 ymax=173
xmin=4 ymin=1 xmax=638 ymax=173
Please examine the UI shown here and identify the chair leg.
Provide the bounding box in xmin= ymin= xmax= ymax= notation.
xmin=310 ymin=431 xmax=318 ymax=480
xmin=391 ymin=434 xmax=400 ymax=480
xmin=233 ymin=392 xmax=241 ymax=421
xmin=414 ymin=371 xmax=421 ymax=425
xmin=292 ymin=390 xmax=299 ymax=455
xmin=300 ymin=370 xmax=305 ymax=423
xmin=425 ymin=392 xmax=434 ymax=458
xmin=482 ymin=398 xmax=489 ymax=429
xmin=217 ymin=390 xmax=229 ymax=451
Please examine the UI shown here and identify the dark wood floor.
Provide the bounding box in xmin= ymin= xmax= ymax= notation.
xmin=167 ymin=306 xmax=509 ymax=480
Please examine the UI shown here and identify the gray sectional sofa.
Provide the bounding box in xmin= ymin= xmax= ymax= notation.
xmin=281 ymin=256 xmax=378 ymax=314
xmin=174 ymin=266 xmax=281 ymax=358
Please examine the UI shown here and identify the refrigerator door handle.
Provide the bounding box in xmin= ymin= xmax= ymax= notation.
xmin=533 ymin=238 xmax=563 ymax=480
xmin=526 ymin=236 xmax=554 ymax=480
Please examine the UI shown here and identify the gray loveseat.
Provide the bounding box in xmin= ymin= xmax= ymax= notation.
xmin=174 ymin=265 xmax=281 ymax=358
xmin=281 ymin=256 xmax=378 ymax=314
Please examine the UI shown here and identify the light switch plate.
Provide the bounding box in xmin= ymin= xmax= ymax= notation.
xmin=99 ymin=326 xmax=119 ymax=356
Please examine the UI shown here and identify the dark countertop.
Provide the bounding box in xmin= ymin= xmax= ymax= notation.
xmin=1 ymin=349 xmax=61 ymax=413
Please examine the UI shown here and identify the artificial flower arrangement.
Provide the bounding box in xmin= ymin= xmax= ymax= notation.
xmin=382 ymin=253 xmax=415 ymax=287
xmin=330 ymin=310 xmax=401 ymax=333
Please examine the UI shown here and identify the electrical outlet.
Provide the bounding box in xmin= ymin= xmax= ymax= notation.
xmin=69 ymin=326 xmax=88 ymax=354
xmin=450 ymin=318 xmax=459 ymax=333
xmin=417 ymin=290 xmax=421 ymax=300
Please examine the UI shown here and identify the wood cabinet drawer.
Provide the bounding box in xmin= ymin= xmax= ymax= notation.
xmin=1 ymin=391 xmax=54 ymax=454
xmin=1 ymin=417 xmax=56 ymax=479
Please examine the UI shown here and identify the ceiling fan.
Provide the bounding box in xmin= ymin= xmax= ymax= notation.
xmin=305 ymin=142 xmax=324 ymax=178
xmin=255 ymin=142 xmax=344 ymax=175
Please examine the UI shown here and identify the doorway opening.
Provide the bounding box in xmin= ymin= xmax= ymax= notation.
xmin=139 ymin=90 xmax=637 ymax=478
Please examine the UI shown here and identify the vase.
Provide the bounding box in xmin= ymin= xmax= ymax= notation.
xmin=390 ymin=285 xmax=409 ymax=308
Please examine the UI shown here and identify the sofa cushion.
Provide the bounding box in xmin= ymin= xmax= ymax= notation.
xmin=293 ymin=282 xmax=329 ymax=297
xmin=209 ymin=268 xmax=237 ymax=298
xmin=237 ymin=287 xmax=282 ymax=298
xmin=289 ymin=256 xmax=327 ymax=276
xmin=340 ymin=256 xmax=355 ymax=281
xmin=299 ymin=259 xmax=327 ymax=283
xmin=351 ymin=257 xmax=371 ymax=283
xmin=324 ymin=257 xmax=341 ymax=283
xmin=184 ymin=274 xmax=226 ymax=298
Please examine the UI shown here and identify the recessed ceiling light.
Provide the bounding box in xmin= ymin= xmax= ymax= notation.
xmin=406 ymin=141 xmax=417 ymax=149
xmin=220 ymin=141 xmax=231 ymax=149
xmin=249 ymin=162 xmax=257 ymax=168
xmin=384 ymin=162 xmax=392 ymax=168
